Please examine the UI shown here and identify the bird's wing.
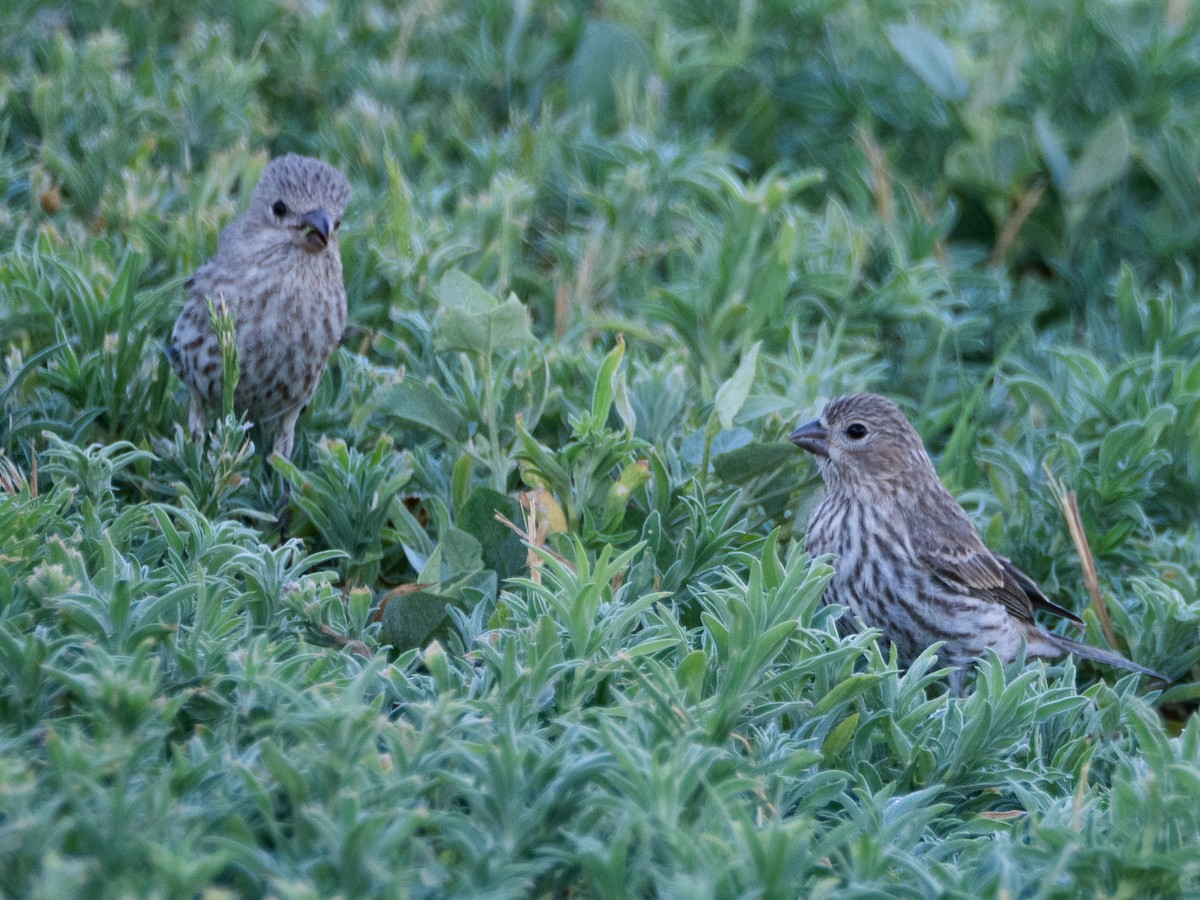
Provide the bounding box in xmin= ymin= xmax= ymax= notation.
xmin=913 ymin=510 xmax=1083 ymax=627
xmin=994 ymin=553 xmax=1084 ymax=626
xmin=183 ymin=254 xmax=245 ymax=314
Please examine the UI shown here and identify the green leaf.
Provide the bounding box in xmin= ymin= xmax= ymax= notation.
xmin=435 ymin=268 xmax=497 ymax=312
xmin=813 ymin=674 xmax=880 ymax=716
xmin=601 ymin=460 xmax=650 ymax=527
xmin=713 ymin=441 xmax=797 ymax=484
xmin=591 ymin=337 xmax=626 ymax=426
xmin=612 ymin=365 xmax=637 ymax=435
xmin=701 ymin=611 xmax=729 ymax=657
xmin=885 ymin=23 xmax=968 ymax=101
xmin=683 ymin=426 xmax=753 ymax=466
xmin=678 ymin=649 xmax=707 ymax=705
xmin=458 ymin=487 xmax=525 ymax=583
xmin=260 ymin=739 xmax=307 ymax=803
xmin=1033 ymin=110 xmax=1070 ymax=191
xmin=567 ymin=21 xmax=652 ymax=129
xmin=451 ymin=453 xmax=474 ymax=512
xmin=516 ymin=416 xmax=572 ymax=498
xmin=347 ymin=587 xmax=372 ymax=635
xmin=821 ymin=711 xmax=860 ymax=758
xmin=434 ymin=270 xmax=534 ymax=356
xmin=378 ymin=590 xmax=453 ymax=650
xmin=352 ymin=377 xmax=467 ymax=443
xmin=1064 ymin=115 xmax=1132 ymax=201
xmin=439 ymin=526 xmax=483 ymax=580
xmin=713 ymin=342 xmax=761 ymax=431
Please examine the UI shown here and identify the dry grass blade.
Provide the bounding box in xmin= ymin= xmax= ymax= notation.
xmin=978 ymin=810 xmax=1026 ymax=821
xmin=988 ymin=179 xmax=1046 ymax=268
xmin=854 ymin=125 xmax=894 ymax=227
xmin=1043 ymin=465 xmax=1120 ymax=650
xmin=495 ymin=488 xmax=574 ymax=584
xmin=374 ymin=581 xmax=436 ymax=621
xmin=316 ymin=624 xmax=374 ymax=659
xmin=1073 ymin=760 xmax=1091 ymax=833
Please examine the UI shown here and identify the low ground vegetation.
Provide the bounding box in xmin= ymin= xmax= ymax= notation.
xmin=2 ymin=0 xmax=1199 ymax=894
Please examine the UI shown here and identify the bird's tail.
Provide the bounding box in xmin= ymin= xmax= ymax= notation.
xmin=164 ymin=339 xmax=183 ymax=378
xmin=1037 ymin=630 xmax=1167 ymax=683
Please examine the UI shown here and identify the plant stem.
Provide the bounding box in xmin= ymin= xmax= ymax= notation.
xmin=481 ymin=352 xmax=507 ymax=492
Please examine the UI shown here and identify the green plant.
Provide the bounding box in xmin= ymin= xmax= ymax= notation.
xmin=1 ymin=0 xmax=1199 ymax=894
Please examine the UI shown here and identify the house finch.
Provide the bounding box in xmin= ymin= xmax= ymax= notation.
xmin=168 ymin=154 xmax=351 ymax=458
xmin=790 ymin=392 xmax=1164 ymax=691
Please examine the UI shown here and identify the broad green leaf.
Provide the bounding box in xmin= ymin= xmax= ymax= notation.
xmin=378 ymin=590 xmax=452 ymax=650
xmin=439 ymin=526 xmax=483 ymax=579
xmin=713 ymin=342 xmax=761 ymax=431
xmin=1064 ymin=115 xmax=1132 ymax=200
xmin=682 ymin=426 xmax=753 ymax=466
xmin=351 ymin=377 xmax=467 ymax=443
xmin=885 ymin=23 xmax=968 ymax=101
xmin=435 ymin=269 xmax=496 ymax=312
xmin=713 ymin=441 xmax=798 ymax=484
xmin=434 ymin=270 xmax=534 ymax=356
xmin=458 ymin=487 xmax=525 ymax=583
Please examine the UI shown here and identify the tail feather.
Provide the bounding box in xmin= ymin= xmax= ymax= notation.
xmin=164 ymin=338 xmax=183 ymax=378
xmin=1038 ymin=630 xmax=1167 ymax=683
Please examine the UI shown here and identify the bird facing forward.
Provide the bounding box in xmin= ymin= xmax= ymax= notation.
xmin=790 ymin=393 xmax=1163 ymax=691
xmin=169 ymin=154 xmax=351 ymax=458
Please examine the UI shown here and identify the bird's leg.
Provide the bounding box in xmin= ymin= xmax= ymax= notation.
xmin=188 ymin=394 xmax=207 ymax=443
xmin=272 ymin=407 xmax=301 ymax=460
xmin=269 ymin=407 xmax=303 ymax=540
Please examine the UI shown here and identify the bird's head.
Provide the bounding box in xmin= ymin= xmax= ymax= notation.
xmin=250 ymin=154 xmax=351 ymax=255
xmin=789 ymin=393 xmax=933 ymax=495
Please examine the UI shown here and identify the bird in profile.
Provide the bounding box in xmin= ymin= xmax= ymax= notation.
xmin=790 ymin=392 xmax=1165 ymax=692
xmin=168 ymin=154 xmax=351 ymax=458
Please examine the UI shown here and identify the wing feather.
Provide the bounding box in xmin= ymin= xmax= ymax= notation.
xmin=911 ymin=500 xmax=1083 ymax=627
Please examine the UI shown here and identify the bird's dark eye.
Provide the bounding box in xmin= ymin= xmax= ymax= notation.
xmin=271 ymin=200 xmax=288 ymax=217
xmin=334 ymin=219 xmax=341 ymax=231
xmin=845 ymin=423 xmax=868 ymax=440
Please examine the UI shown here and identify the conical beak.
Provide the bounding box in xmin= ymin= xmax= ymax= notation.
xmin=300 ymin=208 xmax=333 ymax=249
xmin=789 ymin=419 xmax=829 ymax=458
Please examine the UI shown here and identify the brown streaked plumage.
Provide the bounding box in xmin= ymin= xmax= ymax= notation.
xmin=790 ymin=392 xmax=1164 ymax=692
xmin=168 ymin=154 xmax=351 ymax=458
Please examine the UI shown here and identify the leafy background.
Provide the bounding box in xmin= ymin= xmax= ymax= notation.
xmin=2 ymin=0 xmax=1200 ymax=895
